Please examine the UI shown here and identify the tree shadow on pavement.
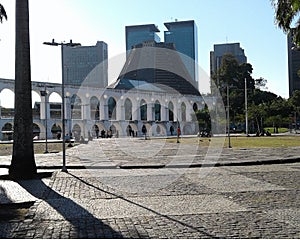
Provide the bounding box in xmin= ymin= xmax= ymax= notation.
xmin=15 ymin=172 xmax=123 ymax=238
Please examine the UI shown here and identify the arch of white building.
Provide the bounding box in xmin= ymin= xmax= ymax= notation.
xmin=0 ymin=78 xmax=205 ymax=140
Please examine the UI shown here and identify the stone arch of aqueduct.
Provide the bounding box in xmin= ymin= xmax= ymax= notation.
xmin=0 ymin=78 xmax=207 ymax=140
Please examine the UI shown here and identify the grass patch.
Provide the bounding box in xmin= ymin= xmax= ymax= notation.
xmin=226 ymin=135 xmax=300 ymax=148
xmin=165 ymin=135 xmax=300 ymax=148
xmin=264 ymin=127 xmax=289 ymax=133
xmin=0 ymin=142 xmax=76 ymax=156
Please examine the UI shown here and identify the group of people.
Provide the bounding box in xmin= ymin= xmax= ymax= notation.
xmin=256 ymin=129 xmax=272 ymax=137
xmin=95 ymin=128 xmax=114 ymax=138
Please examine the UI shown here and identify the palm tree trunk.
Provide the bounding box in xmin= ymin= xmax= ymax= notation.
xmin=9 ymin=0 xmax=37 ymax=179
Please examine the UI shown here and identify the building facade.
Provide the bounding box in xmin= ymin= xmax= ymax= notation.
xmin=63 ymin=41 xmax=108 ymax=88
xmin=125 ymin=20 xmax=199 ymax=90
xmin=125 ymin=24 xmax=160 ymax=53
xmin=287 ymin=33 xmax=300 ymax=97
xmin=210 ymin=42 xmax=247 ymax=77
xmin=164 ymin=20 xmax=198 ymax=88
xmin=0 ymin=78 xmax=204 ymax=141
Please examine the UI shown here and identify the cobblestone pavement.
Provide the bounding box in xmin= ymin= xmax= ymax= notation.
xmin=1 ymin=137 xmax=299 ymax=170
xmin=0 ymin=138 xmax=299 ymax=238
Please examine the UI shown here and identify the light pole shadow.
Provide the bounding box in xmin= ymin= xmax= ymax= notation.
xmin=67 ymin=172 xmax=216 ymax=238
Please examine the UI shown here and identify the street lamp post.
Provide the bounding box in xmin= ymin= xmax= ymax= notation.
xmin=227 ymin=81 xmax=232 ymax=148
xmin=245 ymin=78 xmax=248 ymax=136
xmin=40 ymin=85 xmax=48 ymax=153
xmin=43 ymin=39 xmax=81 ymax=172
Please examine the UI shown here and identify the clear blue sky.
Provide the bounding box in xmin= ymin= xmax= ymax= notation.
xmin=0 ymin=0 xmax=288 ymax=103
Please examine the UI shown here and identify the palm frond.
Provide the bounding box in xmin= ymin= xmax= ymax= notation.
xmin=271 ymin=0 xmax=300 ymax=45
xmin=0 ymin=4 xmax=7 ymax=23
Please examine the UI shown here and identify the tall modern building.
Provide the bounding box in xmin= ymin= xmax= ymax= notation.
xmin=210 ymin=42 xmax=247 ymax=77
xmin=63 ymin=41 xmax=108 ymax=87
xmin=164 ymin=20 xmax=198 ymax=87
xmin=125 ymin=24 xmax=160 ymax=53
xmin=125 ymin=20 xmax=198 ymax=89
xmin=287 ymin=32 xmax=300 ymax=97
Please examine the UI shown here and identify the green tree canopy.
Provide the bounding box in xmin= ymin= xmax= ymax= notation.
xmin=212 ymin=53 xmax=256 ymax=118
xmin=195 ymin=105 xmax=211 ymax=131
xmin=289 ymin=89 xmax=300 ymax=107
xmin=251 ymin=89 xmax=278 ymax=105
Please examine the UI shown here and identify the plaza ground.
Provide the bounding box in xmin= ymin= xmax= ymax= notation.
xmin=0 ymin=137 xmax=299 ymax=238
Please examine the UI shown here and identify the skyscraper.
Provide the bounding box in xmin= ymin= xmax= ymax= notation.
xmin=164 ymin=20 xmax=198 ymax=88
xmin=287 ymin=32 xmax=300 ymax=97
xmin=125 ymin=20 xmax=199 ymax=90
xmin=210 ymin=42 xmax=247 ymax=77
xmin=63 ymin=41 xmax=108 ymax=87
xmin=125 ymin=24 xmax=160 ymax=53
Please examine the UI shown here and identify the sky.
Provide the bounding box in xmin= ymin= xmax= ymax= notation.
xmin=0 ymin=0 xmax=288 ymax=108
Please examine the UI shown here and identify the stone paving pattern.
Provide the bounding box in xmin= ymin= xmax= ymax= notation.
xmin=0 ymin=138 xmax=299 ymax=238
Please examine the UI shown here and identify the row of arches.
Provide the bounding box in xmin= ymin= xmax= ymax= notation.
xmin=1 ymin=120 xmax=195 ymax=141
xmin=0 ymin=87 xmax=200 ymax=123
xmin=0 ymin=88 xmax=62 ymax=109
xmin=105 ymin=96 xmax=196 ymax=122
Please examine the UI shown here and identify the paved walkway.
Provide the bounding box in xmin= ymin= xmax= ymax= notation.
xmin=0 ymin=138 xmax=299 ymax=238
xmin=1 ymin=137 xmax=300 ymax=170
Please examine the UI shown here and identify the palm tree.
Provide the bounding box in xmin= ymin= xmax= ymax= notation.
xmin=9 ymin=0 xmax=37 ymax=179
xmin=272 ymin=0 xmax=300 ymax=45
xmin=0 ymin=3 xmax=7 ymax=23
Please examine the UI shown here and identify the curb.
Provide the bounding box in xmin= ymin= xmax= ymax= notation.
xmin=0 ymin=157 xmax=299 ymax=171
xmin=118 ymin=157 xmax=300 ymax=169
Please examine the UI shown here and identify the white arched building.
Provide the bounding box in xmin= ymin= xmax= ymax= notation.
xmin=0 ymin=78 xmax=205 ymax=140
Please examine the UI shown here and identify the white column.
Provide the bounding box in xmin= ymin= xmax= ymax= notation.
xmin=100 ymin=101 xmax=106 ymax=120
xmin=132 ymin=100 xmax=139 ymax=121
xmin=165 ymin=100 xmax=170 ymax=122
xmin=161 ymin=105 xmax=167 ymax=122
xmin=40 ymin=95 xmax=49 ymax=120
xmin=176 ymin=105 xmax=182 ymax=122
xmin=82 ymin=100 xmax=90 ymax=120
xmin=117 ymin=98 xmax=124 ymax=121
xmin=186 ymin=103 xmax=192 ymax=122
xmin=147 ymin=103 xmax=153 ymax=121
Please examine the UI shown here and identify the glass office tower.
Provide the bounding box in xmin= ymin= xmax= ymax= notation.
xmin=125 ymin=24 xmax=160 ymax=53
xmin=287 ymin=31 xmax=300 ymax=97
xmin=209 ymin=42 xmax=247 ymax=93
xmin=164 ymin=20 xmax=198 ymax=88
xmin=210 ymin=42 xmax=247 ymax=76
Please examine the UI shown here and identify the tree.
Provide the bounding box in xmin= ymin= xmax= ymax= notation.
xmin=251 ymin=89 xmax=278 ymax=106
xmin=289 ymin=89 xmax=300 ymax=106
xmin=212 ymin=54 xmax=256 ymax=123
xmin=9 ymin=0 xmax=37 ymax=179
xmin=255 ymin=77 xmax=268 ymax=90
xmin=195 ymin=105 xmax=211 ymax=131
xmin=217 ymin=53 xmax=240 ymax=89
xmin=272 ymin=0 xmax=300 ymax=45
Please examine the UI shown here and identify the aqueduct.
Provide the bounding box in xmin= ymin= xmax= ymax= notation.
xmin=0 ymin=78 xmax=206 ymax=140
